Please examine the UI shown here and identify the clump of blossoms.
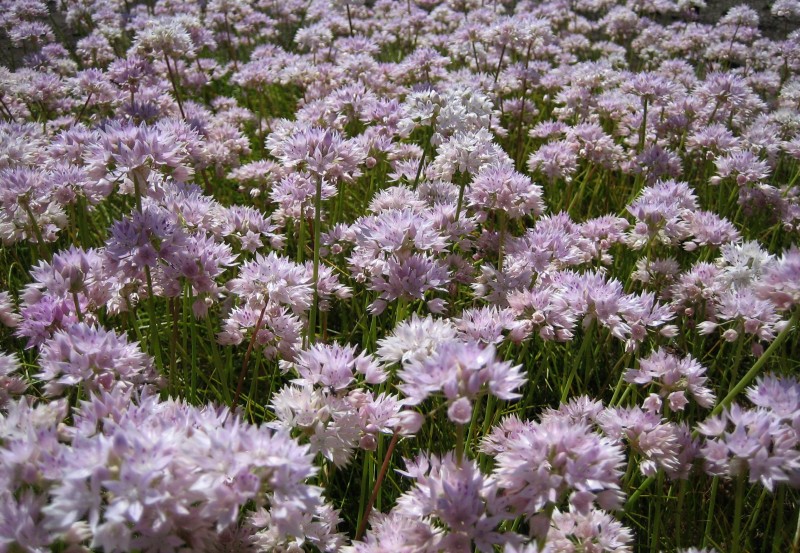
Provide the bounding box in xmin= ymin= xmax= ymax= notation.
xmin=398 ymin=340 xmax=525 ymax=425
xmin=16 ymin=246 xmax=110 ymax=346
xmin=698 ymin=374 xmax=800 ymax=490
xmin=2 ymin=0 xmax=800 ymax=551
xmin=624 ymin=348 xmax=715 ymax=411
xmin=271 ymin=342 xmax=421 ymax=466
xmin=485 ymin=410 xmax=626 ymax=538
xmin=35 ymin=323 xmax=159 ymax=397
xmin=0 ymin=388 xmax=327 ymax=552
xmin=385 ymin=453 xmax=521 ymax=551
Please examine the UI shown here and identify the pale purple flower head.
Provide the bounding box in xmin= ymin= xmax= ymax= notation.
xmin=625 ymin=348 xmax=715 ymax=410
xmin=268 ymin=124 xmax=366 ymax=184
xmin=281 ymin=342 xmax=386 ymax=390
xmin=398 ymin=340 xmax=525 ymax=424
xmin=393 ymin=453 xmax=516 ymax=551
xmin=491 ymin=416 xmax=625 ymax=535
xmin=698 ymin=402 xmax=800 ymax=490
xmin=0 ymin=352 xmax=27 ymax=409
xmin=36 ymin=323 xmax=157 ymax=397
xmin=546 ymin=508 xmax=633 ymax=553
xmin=755 ymin=247 xmax=800 ymax=311
xmin=467 ymin=163 xmax=545 ymax=221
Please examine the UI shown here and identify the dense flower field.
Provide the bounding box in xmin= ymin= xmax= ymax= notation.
xmin=1 ymin=0 xmax=800 ymax=550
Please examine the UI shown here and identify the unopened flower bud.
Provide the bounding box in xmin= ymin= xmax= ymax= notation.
xmin=722 ymin=328 xmax=739 ymax=342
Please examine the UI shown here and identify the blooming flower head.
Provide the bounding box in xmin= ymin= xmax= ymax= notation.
xmin=624 ymin=348 xmax=715 ymax=410
xmin=281 ymin=342 xmax=386 ymax=390
xmin=393 ymin=453 xmax=515 ymax=551
xmin=268 ymin=124 xmax=366 ymax=184
xmin=698 ymin=402 xmax=800 ymax=490
xmin=376 ymin=313 xmax=458 ymax=366
xmin=467 ymin=163 xmax=545 ymax=221
xmin=491 ymin=415 xmax=625 ymax=536
xmin=398 ymin=340 xmax=524 ymax=424
xmin=36 ymin=323 xmax=157 ymax=397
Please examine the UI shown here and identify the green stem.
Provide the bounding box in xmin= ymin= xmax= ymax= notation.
xmin=355 ymin=432 xmax=400 ymax=540
xmin=638 ymin=98 xmax=648 ymax=152
xmin=455 ymin=422 xmax=465 ymax=466
xmin=561 ymin=320 xmax=594 ymax=403
xmin=233 ymin=302 xmax=267 ymax=409
xmin=731 ymin=472 xmax=746 ymax=553
xmin=163 ymin=54 xmax=186 ymax=119
xmin=186 ymin=287 xmax=198 ymax=404
xmin=650 ymin=471 xmax=664 ymax=553
xmin=309 ymin=176 xmax=323 ymax=345
xmin=773 ymin=485 xmax=786 ymax=553
xmin=497 ymin=212 xmax=507 ymax=273
xmin=72 ymin=291 xmax=83 ymax=322
xmin=702 ymin=476 xmax=720 ymax=550
xmin=144 ymin=265 xmax=164 ymax=377
xmin=204 ymin=311 xmax=231 ymax=405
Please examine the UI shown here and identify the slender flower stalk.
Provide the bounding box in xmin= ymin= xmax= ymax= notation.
xmin=355 ymin=432 xmax=400 ymax=540
xmin=309 ymin=176 xmax=323 ymax=345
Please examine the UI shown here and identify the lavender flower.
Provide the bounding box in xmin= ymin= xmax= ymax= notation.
xmin=375 ymin=313 xmax=458 ymax=366
xmin=698 ymin=402 xmax=800 ymax=490
xmin=546 ymin=508 xmax=633 ymax=553
xmin=281 ymin=342 xmax=386 ymax=390
xmin=491 ymin=416 xmax=625 ymax=536
xmin=624 ymin=348 xmax=715 ymax=410
xmin=36 ymin=323 xmax=157 ymax=397
xmin=398 ymin=341 xmax=524 ymax=424
xmin=393 ymin=453 xmax=516 ymax=552
xmin=467 ymin=163 xmax=545 ymax=221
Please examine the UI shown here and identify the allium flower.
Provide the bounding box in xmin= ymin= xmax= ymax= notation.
xmin=0 ymin=352 xmax=27 ymax=409
xmin=427 ymin=128 xmax=510 ymax=183
xmin=393 ymin=453 xmax=516 ymax=552
xmin=711 ymin=150 xmax=771 ymax=187
xmin=698 ymin=403 xmax=800 ymax=490
xmin=105 ymin=204 xmax=190 ymax=287
xmin=268 ymin=124 xmax=366 ymax=184
xmin=467 ymin=163 xmax=544 ymax=221
xmin=134 ymin=21 xmax=196 ymax=59
xmin=368 ymin=254 xmax=450 ymax=315
xmin=625 ymin=349 xmax=715 ymax=410
xmin=505 ymin=284 xmax=577 ymax=342
xmin=755 ymin=247 xmax=800 ymax=310
xmin=228 ymin=252 xmax=313 ymax=315
xmin=718 ymin=240 xmax=773 ymax=289
xmin=398 ymin=341 xmax=524 ymax=424
xmin=270 ymin=384 xmax=361 ymax=467
xmin=36 ymin=323 xmax=157 ymax=397
xmin=0 ymin=291 xmax=20 ymax=328
xmin=270 ymin=172 xmax=336 ymax=223
xmin=491 ymin=416 xmax=625 ymax=536
xmin=699 ymin=288 xmax=782 ymax=342
xmin=281 ymin=342 xmax=386 ymax=390
xmin=22 ymin=246 xmax=111 ymax=321
xmin=0 ymin=166 xmax=67 ymax=245
xmin=218 ymin=303 xmax=302 ymax=361
xmin=223 ymin=204 xmax=285 ymax=253
xmin=746 ymin=374 xmax=800 ymax=423
xmin=597 ymin=406 xmax=693 ymax=479
xmin=546 ymin=508 xmax=633 ymax=553
xmin=527 ymin=140 xmax=580 ymax=182
xmin=342 ymin=511 xmax=441 ymax=552
xmin=15 ymin=295 xmax=77 ymax=348
xmin=376 ymin=313 xmax=458 ymax=366
xmin=455 ymin=306 xmax=516 ymax=345
xmin=84 ymin=122 xmax=193 ymax=196
xmin=626 ymin=179 xmax=697 ymax=249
